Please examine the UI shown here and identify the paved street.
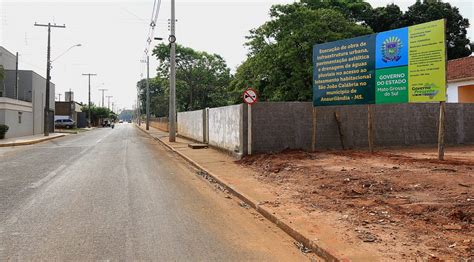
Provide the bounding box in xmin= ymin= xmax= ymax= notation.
xmin=0 ymin=124 xmax=308 ymax=261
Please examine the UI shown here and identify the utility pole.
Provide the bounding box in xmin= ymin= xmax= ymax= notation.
xmin=146 ymin=55 xmax=150 ymax=130
xmin=106 ymin=95 xmax=113 ymax=110
xmin=99 ymin=88 xmax=108 ymax=107
xmin=35 ymin=22 xmax=65 ymax=136
xmin=82 ymin=73 xmax=97 ymax=128
xmin=15 ymin=52 xmax=19 ymax=100
xmin=169 ymin=0 xmax=177 ymax=142
xmin=58 ymin=93 xmax=62 ymax=101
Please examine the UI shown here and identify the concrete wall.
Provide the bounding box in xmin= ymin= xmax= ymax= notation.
xmin=150 ymin=117 xmax=169 ymax=132
xmin=249 ymin=102 xmax=474 ymax=153
xmin=177 ymin=109 xmax=204 ymax=142
xmin=251 ymin=102 xmax=311 ymax=153
xmin=173 ymin=102 xmax=474 ymax=156
xmin=208 ymin=104 xmax=246 ymax=156
xmin=0 ymin=97 xmax=34 ymax=138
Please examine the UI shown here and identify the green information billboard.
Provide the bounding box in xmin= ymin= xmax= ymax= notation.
xmin=313 ymin=19 xmax=446 ymax=106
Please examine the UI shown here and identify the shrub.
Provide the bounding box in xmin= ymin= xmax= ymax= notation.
xmin=0 ymin=124 xmax=9 ymax=139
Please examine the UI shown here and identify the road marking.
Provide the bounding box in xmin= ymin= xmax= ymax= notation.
xmin=29 ymin=164 xmax=67 ymax=189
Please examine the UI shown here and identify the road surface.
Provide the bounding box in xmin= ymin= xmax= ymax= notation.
xmin=0 ymin=124 xmax=310 ymax=261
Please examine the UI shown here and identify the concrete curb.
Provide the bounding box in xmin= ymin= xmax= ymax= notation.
xmin=136 ymin=125 xmax=342 ymax=261
xmin=0 ymin=134 xmax=66 ymax=147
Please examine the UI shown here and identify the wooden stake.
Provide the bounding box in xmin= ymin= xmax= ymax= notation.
xmin=312 ymin=107 xmax=317 ymax=152
xmin=334 ymin=112 xmax=345 ymax=150
xmin=368 ymin=104 xmax=374 ymax=154
xmin=438 ymin=101 xmax=446 ymax=160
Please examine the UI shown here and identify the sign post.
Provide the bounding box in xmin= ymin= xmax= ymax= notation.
xmin=243 ymin=88 xmax=258 ymax=155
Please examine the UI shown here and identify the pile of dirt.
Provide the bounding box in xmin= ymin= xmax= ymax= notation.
xmin=237 ymin=147 xmax=474 ymax=260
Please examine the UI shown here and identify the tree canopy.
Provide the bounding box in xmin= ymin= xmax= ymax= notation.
xmin=151 ymin=43 xmax=232 ymax=112
xmin=229 ymin=4 xmax=372 ymax=103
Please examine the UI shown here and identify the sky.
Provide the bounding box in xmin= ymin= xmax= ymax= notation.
xmin=1 ymin=0 xmax=473 ymax=110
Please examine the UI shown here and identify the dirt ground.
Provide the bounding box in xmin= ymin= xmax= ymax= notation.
xmin=238 ymin=145 xmax=474 ymax=260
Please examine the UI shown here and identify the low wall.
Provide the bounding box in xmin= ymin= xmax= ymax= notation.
xmin=250 ymin=102 xmax=474 ymax=153
xmin=150 ymin=117 xmax=169 ymax=132
xmin=208 ymin=104 xmax=246 ymax=156
xmin=177 ymin=110 xmax=204 ymax=142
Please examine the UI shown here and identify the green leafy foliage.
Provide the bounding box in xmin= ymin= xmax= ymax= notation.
xmin=229 ymin=4 xmax=372 ymax=103
xmin=137 ymin=77 xmax=169 ymax=117
xmin=150 ymin=43 xmax=232 ymax=112
xmin=80 ymin=105 xmax=116 ymax=124
xmin=0 ymin=124 xmax=9 ymax=139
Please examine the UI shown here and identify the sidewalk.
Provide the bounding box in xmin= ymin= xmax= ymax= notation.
xmin=0 ymin=133 xmax=66 ymax=147
xmin=137 ymin=124 xmax=382 ymax=261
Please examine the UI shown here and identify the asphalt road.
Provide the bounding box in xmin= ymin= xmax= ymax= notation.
xmin=0 ymin=124 xmax=310 ymax=261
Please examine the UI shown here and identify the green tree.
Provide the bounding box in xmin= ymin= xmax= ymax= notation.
xmin=229 ymin=4 xmax=372 ymax=103
xmin=80 ymin=104 xmax=115 ymax=125
xmin=364 ymin=4 xmax=404 ymax=33
xmin=152 ymin=43 xmax=231 ymax=111
xmin=137 ymin=76 xmax=169 ymax=117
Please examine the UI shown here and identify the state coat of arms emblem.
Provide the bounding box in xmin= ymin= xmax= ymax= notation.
xmin=381 ymin=36 xmax=402 ymax=62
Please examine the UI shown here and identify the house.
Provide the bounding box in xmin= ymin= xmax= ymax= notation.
xmin=55 ymin=91 xmax=87 ymax=128
xmin=447 ymin=56 xmax=474 ymax=103
xmin=0 ymin=46 xmax=55 ymax=138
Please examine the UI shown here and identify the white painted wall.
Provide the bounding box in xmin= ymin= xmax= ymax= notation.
xmin=208 ymin=104 xmax=242 ymax=154
xmin=177 ymin=109 xmax=204 ymax=142
xmin=0 ymin=97 xmax=34 ymax=138
xmin=447 ymin=79 xmax=474 ymax=103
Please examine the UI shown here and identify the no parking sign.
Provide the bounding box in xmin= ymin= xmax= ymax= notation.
xmin=243 ymin=88 xmax=258 ymax=105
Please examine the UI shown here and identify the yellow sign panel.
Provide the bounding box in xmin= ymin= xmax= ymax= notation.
xmin=408 ymin=19 xmax=446 ymax=102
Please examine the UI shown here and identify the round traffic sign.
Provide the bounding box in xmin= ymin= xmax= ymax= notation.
xmin=243 ymin=88 xmax=258 ymax=105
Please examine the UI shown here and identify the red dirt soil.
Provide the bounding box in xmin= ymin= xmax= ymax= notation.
xmin=237 ymin=146 xmax=474 ymax=260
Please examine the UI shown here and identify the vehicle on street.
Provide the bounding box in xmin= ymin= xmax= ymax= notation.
xmin=119 ymin=120 xmax=123 ymax=123
xmin=55 ymin=119 xmax=76 ymax=129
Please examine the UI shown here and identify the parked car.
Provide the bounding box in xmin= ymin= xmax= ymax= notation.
xmin=119 ymin=120 xmax=123 ymax=123
xmin=127 ymin=120 xmax=132 ymax=123
xmin=55 ymin=119 xmax=76 ymax=129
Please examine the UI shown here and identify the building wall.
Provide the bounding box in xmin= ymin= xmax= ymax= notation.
xmin=208 ymin=104 xmax=246 ymax=156
xmin=177 ymin=109 xmax=204 ymax=142
xmin=458 ymin=85 xmax=474 ymax=103
xmin=447 ymin=79 xmax=474 ymax=103
xmin=0 ymin=47 xmax=17 ymax=70
xmin=0 ymin=98 xmax=34 ymax=138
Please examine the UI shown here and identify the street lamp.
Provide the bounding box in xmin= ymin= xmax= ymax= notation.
xmin=51 ymin=44 xmax=82 ymax=63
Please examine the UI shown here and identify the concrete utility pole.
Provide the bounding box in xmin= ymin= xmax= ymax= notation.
xmin=106 ymin=95 xmax=113 ymax=110
xmin=58 ymin=93 xmax=62 ymax=102
xmin=169 ymin=0 xmax=177 ymax=142
xmin=99 ymin=88 xmax=108 ymax=107
xmin=35 ymin=22 xmax=66 ymax=136
xmin=82 ymin=73 xmax=97 ymax=128
xmin=146 ymin=55 xmax=150 ymax=130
